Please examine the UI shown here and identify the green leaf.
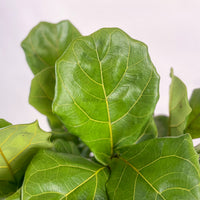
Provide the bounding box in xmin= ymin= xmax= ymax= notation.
xmin=50 ymin=130 xmax=79 ymax=144
xmin=53 ymin=28 xmax=160 ymax=164
xmin=29 ymin=67 xmax=63 ymax=129
xmin=6 ymin=189 xmax=21 ymax=200
xmin=135 ymin=117 xmax=158 ymax=144
xmin=22 ymin=20 xmax=81 ymax=129
xmin=50 ymin=130 xmax=91 ymax=157
xmin=185 ymin=89 xmax=200 ymax=138
xmin=22 ymin=150 xmax=109 ymax=199
xmin=53 ymin=139 xmax=80 ymax=155
xmin=154 ymin=115 xmax=169 ymax=137
xmin=169 ymin=69 xmax=191 ymax=136
xmin=0 ymin=118 xmax=12 ymax=128
xmin=0 ymin=121 xmax=52 ymax=198
xmin=107 ymin=134 xmax=200 ymax=200
xmin=21 ymin=20 xmax=81 ymax=75
xmin=195 ymin=144 xmax=200 ymax=155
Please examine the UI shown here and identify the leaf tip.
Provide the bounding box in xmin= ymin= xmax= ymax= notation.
xmin=170 ymin=67 xmax=174 ymax=78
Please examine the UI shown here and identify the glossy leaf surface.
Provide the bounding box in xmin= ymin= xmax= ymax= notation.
xmin=21 ymin=20 xmax=81 ymax=75
xmin=22 ymin=150 xmax=109 ymax=199
xmin=0 ymin=121 xmax=52 ymax=198
xmin=107 ymin=134 xmax=200 ymax=200
xmin=53 ymin=28 xmax=159 ymax=164
xmin=169 ymin=69 xmax=191 ymax=136
xmin=185 ymin=89 xmax=200 ymax=138
xmin=0 ymin=118 xmax=11 ymax=128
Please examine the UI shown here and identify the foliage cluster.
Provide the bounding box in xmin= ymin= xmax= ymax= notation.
xmin=1 ymin=20 xmax=200 ymax=200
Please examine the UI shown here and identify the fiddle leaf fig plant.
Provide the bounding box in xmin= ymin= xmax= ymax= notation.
xmin=2 ymin=20 xmax=200 ymax=200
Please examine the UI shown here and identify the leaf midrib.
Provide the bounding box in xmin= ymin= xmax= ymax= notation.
xmin=92 ymin=36 xmax=113 ymax=156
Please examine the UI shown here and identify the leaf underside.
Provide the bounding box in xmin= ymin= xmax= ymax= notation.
xmin=107 ymin=134 xmax=200 ymax=200
xmin=53 ymin=28 xmax=160 ymax=164
xmin=22 ymin=150 xmax=109 ymax=200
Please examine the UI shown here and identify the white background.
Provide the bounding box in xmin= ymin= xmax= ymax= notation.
xmin=0 ymin=0 xmax=200 ymax=143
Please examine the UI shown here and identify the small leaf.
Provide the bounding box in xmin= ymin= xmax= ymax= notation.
xmin=21 ymin=20 xmax=81 ymax=75
xmin=107 ymin=134 xmax=200 ymax=200
xmin=53 ymin=28 xmax=159 ymax=164
xmin=29 ymin=67 xmax=63 ymax=129
xmin=154 ymin=115 xmax=169 ymax=137
xmin=50 ymin=130 xmax=79 ymax=144
xmin=0 ymin=118 xmax=12 ymax=128
xmin=169 ymin=69 xmax=191 ymax=136
xmin=0 ymin=121 xmax=52 ymax=198
xmin=22 ymin=20 xmax=81 ymax=129
xmin=22 ymin=150 xmax=109 ymax=199
xmin=185 ymin=89 xmax=200 ymax=138
xmin=53 ymin=139 xmax=80 ymax=155
xmin=50 ymin=130 xmax=91 ymax=157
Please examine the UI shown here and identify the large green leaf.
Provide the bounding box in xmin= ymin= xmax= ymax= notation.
xmin=22 ymin=150 xmax=109 ymax=199
xmin=53 ymin=28 xmax=160 ymax=164
xmin=0 ymin=118 xmax=12 ymax=128
xmin=154 ymin=115 xmax=169 ymax=137
xmin=0 ymin=121 xmax=52 ymax=198
xmin=22 ymin=20 xmax=81 ymax=129
xmin=21 ymin=20 xmax=81 ymax=75
xmin=185 ymin=89 xmax=200 ymax=138
xmin=169 ymin=69 xmax=191 ymax=136
xmin=107 ymin=134 xmax=200 ymax=200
